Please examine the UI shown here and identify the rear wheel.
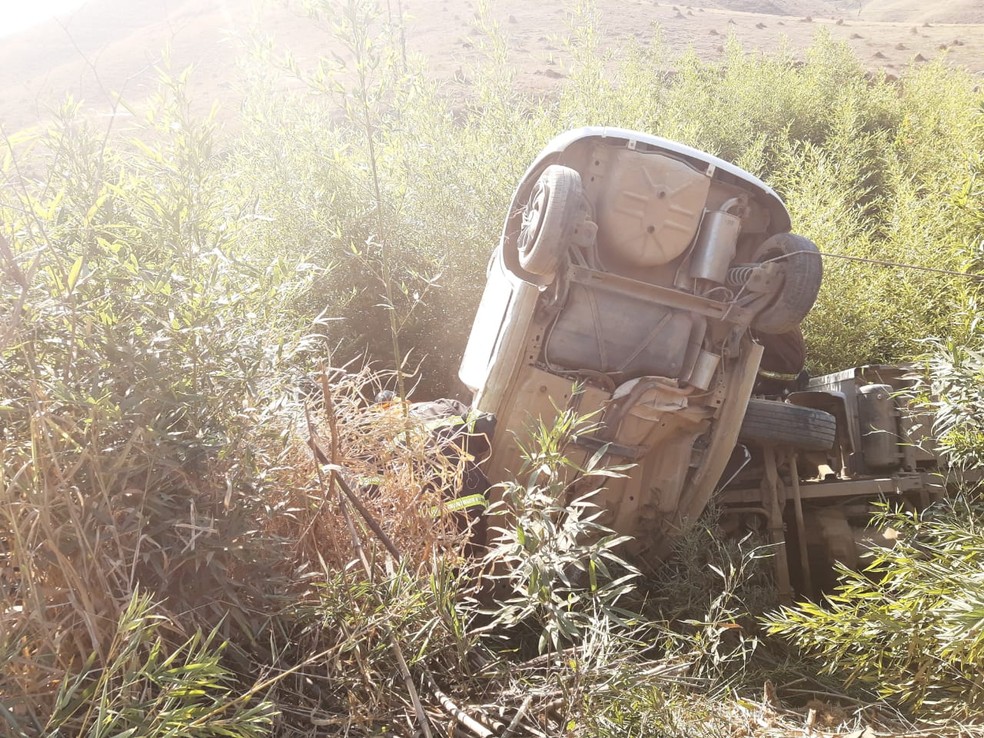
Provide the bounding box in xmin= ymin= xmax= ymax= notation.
xmin=515 ymin=165 xmax=584 ymax=279
xmin=739 ymin=398 xmax=836 ymax=451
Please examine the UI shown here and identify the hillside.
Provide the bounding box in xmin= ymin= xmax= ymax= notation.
xmin=0 ymin=0 xmax=982 ymax=136
xmin=859 ymin=0 xmax=984 ymax=24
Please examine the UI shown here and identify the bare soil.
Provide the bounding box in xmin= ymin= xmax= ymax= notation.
xmin=0 ymin=0 xmax=981 ymax=135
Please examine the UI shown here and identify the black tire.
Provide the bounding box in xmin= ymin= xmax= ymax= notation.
xmin=739 ymin=398 xmax=836 ymax=451
xmin=516 ymin=165 xmax=584 ymax=278
xmin=750 ymin=233 xmax=823 ymax=335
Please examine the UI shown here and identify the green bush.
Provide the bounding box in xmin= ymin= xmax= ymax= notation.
xmin=0 ymin=81 xmax=314 ymax=731
xmin=39 ymin=592 xmax=274 ymax=737
xmin=480 ymin=409 xmax=639 ymax=654
xmin=764 ymin=106 xmax=984 ymax=723
xmin=765 ymin=496 xmax=984 ymax=720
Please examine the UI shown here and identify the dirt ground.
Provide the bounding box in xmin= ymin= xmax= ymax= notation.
xmin=0 ymin=0 xmax=982 ymax=135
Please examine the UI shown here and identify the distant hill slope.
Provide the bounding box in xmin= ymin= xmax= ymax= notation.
xmin=702 ymin=0 xmax=842 ymax=15
xmin=0 ymin=0 xmax=260 ymax=133
xmin=697 ymin=0 xmax=984 ymax=22
xmin=859 ymin=0 xmax=984 ymax=24
xmin=1 ymin=0 xmax=981 ymax=136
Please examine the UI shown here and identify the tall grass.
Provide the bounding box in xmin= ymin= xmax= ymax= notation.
xmin=478 ymin=408 xmax=640 ymax=655
xmin=0 ymin=79 xmax=314 ymax=731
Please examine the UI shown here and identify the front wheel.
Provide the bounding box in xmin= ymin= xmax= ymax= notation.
xmin=750 ymin=233 xmax=823 ymax=335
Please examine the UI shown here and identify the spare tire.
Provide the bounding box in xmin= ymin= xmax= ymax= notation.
xmin=739 ymin=398 xmax=836 ymax=451
xmin=515 ymin=165 xmax=584 ymax=279
xmin=751 ymin=233 xmax=823 ymax=335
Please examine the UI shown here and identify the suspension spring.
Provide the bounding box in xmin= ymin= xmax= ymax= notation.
xmin=726 ymin=264 xmax=758 ymax=287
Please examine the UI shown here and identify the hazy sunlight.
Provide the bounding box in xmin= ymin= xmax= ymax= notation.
xmin=0 ymin=0 xmax=87 ymax=37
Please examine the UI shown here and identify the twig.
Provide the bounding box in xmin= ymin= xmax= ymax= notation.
xmin=783 ymin=688 xmax=872 ymax=707
xmin=300 ymin=371 xmax=401 ymax=562
xmin=423 ymin=672 xmax=493 ymax=738
xmin=502 ymin=694 xmax=534 ymax=738
xmin=55 ymin=17 xmax=151 ymax=163
xmin=316 ymin=451 xmax=404 ymax=563
xmin=542 ymin=697 xmax=566 ymax=717
xmin=513 ymin=646 xmax=577 ymax=670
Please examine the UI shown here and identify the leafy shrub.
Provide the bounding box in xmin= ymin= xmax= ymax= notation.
xmin=0 ymin=81 xmax=313 ymax=731
xmin=38 ymin=592 xmax=274 ymax=737
xmin=920 ymin=333 xmax=984 ymax=469
xmin=652 ymin=521 xmax=776 ymax=684
xmin=766 ymin=496 xmax=984 ymax=720
xmin=765 ymin=111 xmax=984 ymax=723
xmin=916 ymin=119 xmax=984 ymax=468
xmin=480 ymin=409 xmax=639 ymax=654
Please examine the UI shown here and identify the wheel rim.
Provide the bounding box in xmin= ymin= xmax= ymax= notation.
xmin=518 ymin=181 xmax=548 ymax=257
xmin=758 ymin=247 xmax=789 ymax=285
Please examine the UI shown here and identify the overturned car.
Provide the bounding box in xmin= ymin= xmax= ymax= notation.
xmin=459 ymin=127 xmax=829 ymax=569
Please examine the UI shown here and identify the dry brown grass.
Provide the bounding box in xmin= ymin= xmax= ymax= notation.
xmin=268 ymin=366 xmax=474 ymax=572
xmin=0 ymin=363 xmax=481 ymax=733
